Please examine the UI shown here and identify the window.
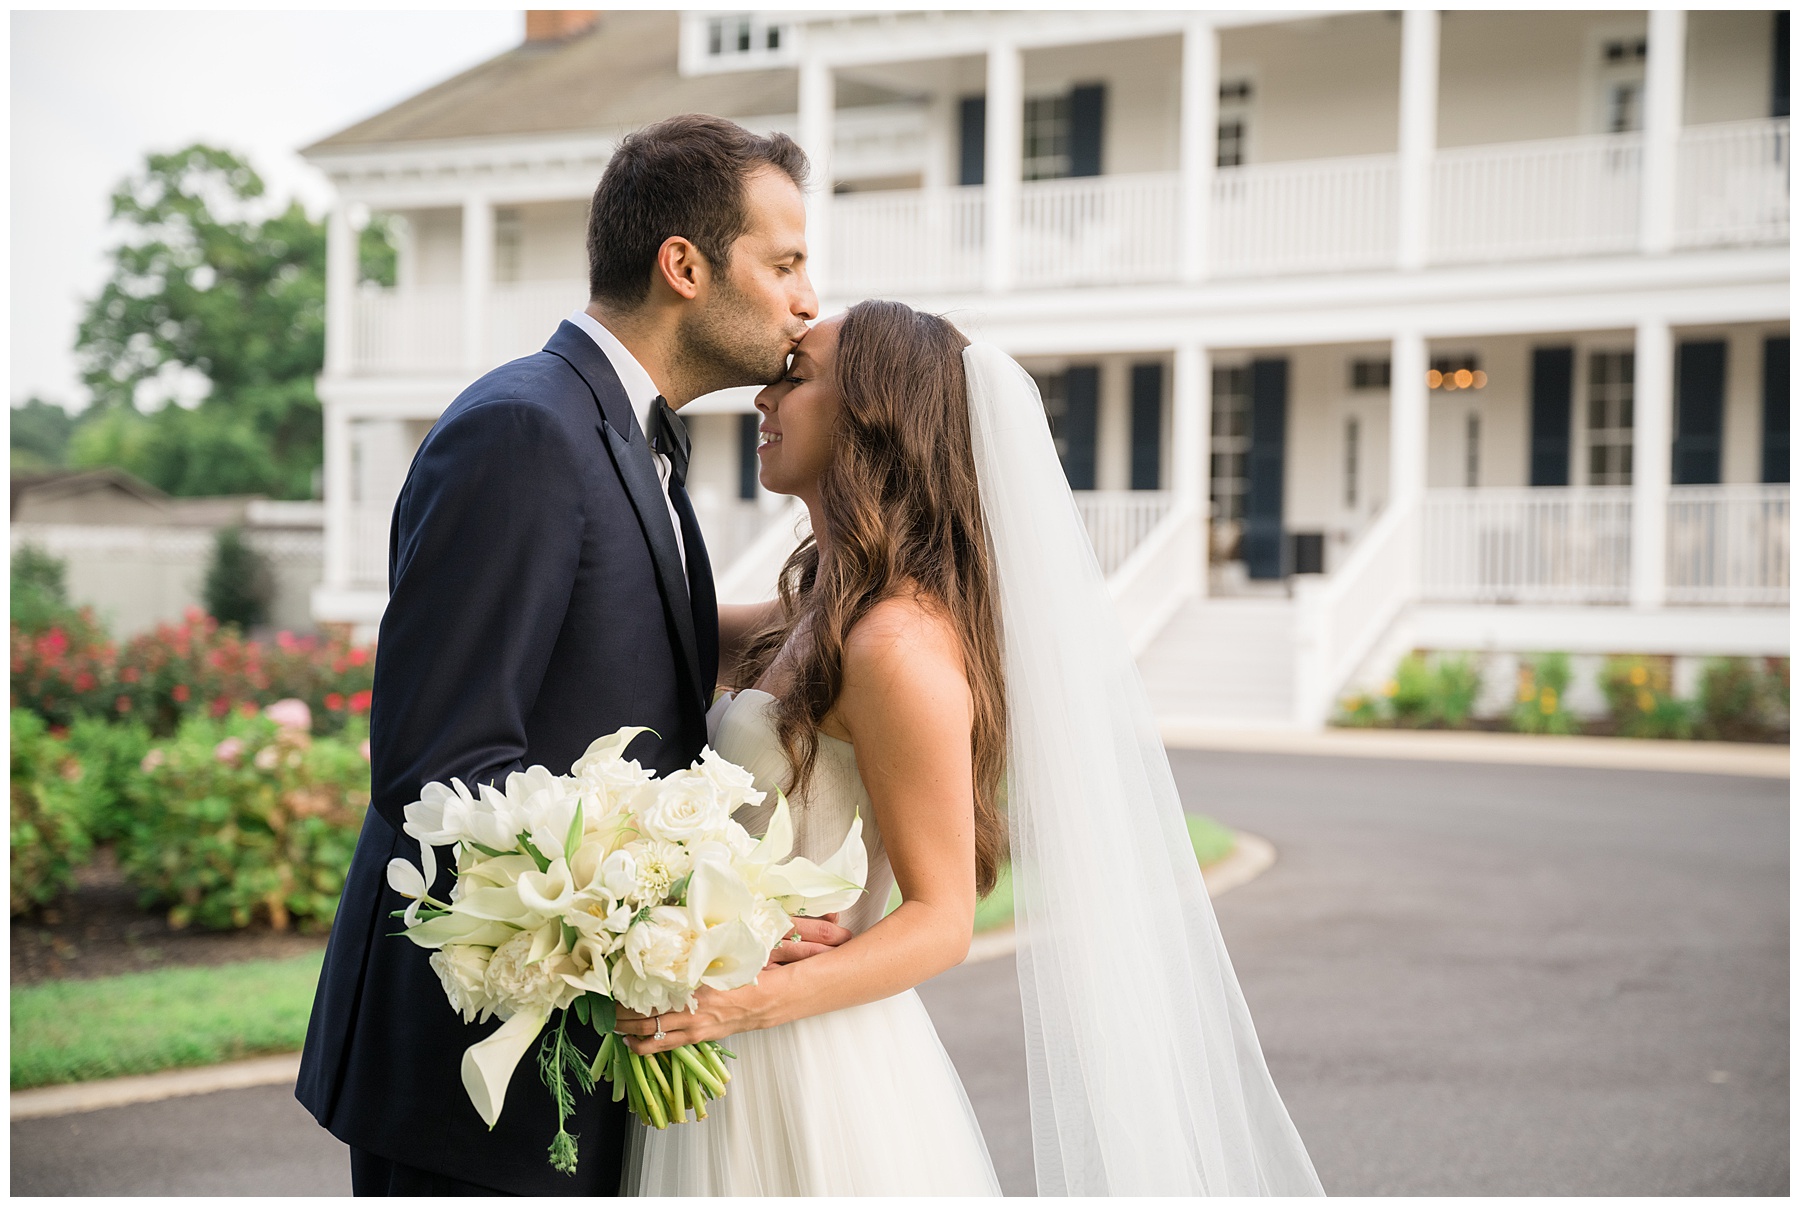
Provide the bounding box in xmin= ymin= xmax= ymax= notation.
xmin=1031 ymin=369 xmax=1071 ymax=461
xmin=1344 ymin=416 xmax=1360 ymax=507
xmin=1596 ymin=35 xmax=1648 ymax=134
xmin=494 ymin=208 xmax=523 ymax=284
xmin=1350 ymin=358 xmax=1390 ymax=390
xmin=1210 ymin=366 xmax=1252 ymax=521
xmin=1217 ymin=78 xmax=1253 ymax=168
xmin=703 ymin=14 xmax=790 ymax=65
xmin=738 ymin=413 xmax=760 ymax=500
xmin=1022 ymin=94 xmax=1072 ymax=181
xmin=1465 ymin=414 xmax=1481 ymax=488
xmin=1587 ymin=350 xmax=1635 ymax=485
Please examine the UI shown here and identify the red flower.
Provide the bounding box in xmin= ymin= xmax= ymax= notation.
xmin=348 ymin=647 xmax=369 ymax=667
xmin=210 ymin=697 xmax=231 ymax=719
xmin=325 ymin=692 xmax=345 ymax=711
xmin=349 ymin=689 xmax=373 ymax=714
xmin=73 ymin=672 xmax=96 ymax=692
xmin=121 ymin=666 xmax=141 ymax=684
xmin=116 ymin=695 xmax=132 ymax=714
xmin=239 ymin=701 xmax=259 ymax=718
xmin=172 ymin=684 xmax=191 ymax=703
xmin=331 ymin=658 xmax=348 ymax=675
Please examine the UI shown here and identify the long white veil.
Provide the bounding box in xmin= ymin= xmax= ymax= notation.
xmin=964 ymin=343 xmax=1324 ymax=1196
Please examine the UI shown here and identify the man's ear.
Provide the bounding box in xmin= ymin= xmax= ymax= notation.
xmin=654 ymin=236 xmax=707 ymax=301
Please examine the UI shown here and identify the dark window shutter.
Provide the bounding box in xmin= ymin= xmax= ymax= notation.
xmin=1129 ymin=362 xmax=1163 ymax=490
xmin=1764 ymin=336 xmax=1789 ymax=483
xmin=958 ymin=95 xmax=986 ymax=186
xmin=1775 ymin=11 xmax=1790 ymax=118
xmin=738 ymin=413 xmax=761 ymax=500
xmin=1059 ymin=365 xmax=1099 ymax=491
xmin=1243 ymin=358 xmax=1288 ymax=580
xmin=1529 ymin=346 xmax=1574 ymax=487
xmin=1673 ymin=340 xmax=1727 ymax=485
xmin=1069 ymin=84 xmax=1106 ymax=178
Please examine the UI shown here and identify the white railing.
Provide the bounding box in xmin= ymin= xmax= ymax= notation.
xmin=489 ymin=279 xmax=587 ymax=366
xmin=1432 ymin=132 xmax=1642 ymax=264
xmin=352 ymin=283 xmax=462 ymax=374
xmin=1108 ymin=502 xmax=1201 ymax=657
xmin=1420 ymin=486 xmax=1634 ymax=604
xmin=1293 ymin=498 xmax=1420 ymax=728
xmin=1675 ymin=117 xmax=1790 ymax=250
xmin=1211 ymin=154 xmax=1399 ymax=277
xmin=1665 ymin=483 xmax=1789 ymax=606
xmin=831 ymin=185 xmax=985 ymax=297
xmin=1073 ymin=490 xmax=1176 ymax=577
xmin=713 ymin=500 xmax=810 ymax=604
xmin=1016 ymin=173 xmax=1180 ymax=288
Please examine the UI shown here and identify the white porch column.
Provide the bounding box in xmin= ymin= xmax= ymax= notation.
xmin=1172 ymin=341 xmax=1211 ymax=598
xmin=1640 ymin=10 xmax=1687 ymax=255
xmin=323 ymin=404 xmax=353 ymax=590
xmin=1390 ymin=330 xmax=1429 ymax=507
xmin=798 ymin=51 xmax=835 ymax=298
xmin=1631 ymin=318 xmax=1673 ymax=607
xmin=461 ymin=196 xmax=493 ymax=374
xmin=984 ymin=39 xmax=1023 ymax=293
xmin=324 ymin=205 xmax=356 ymax=377
xmin=1179 ymin=19 xmax=1219 ymax=284
xmin=1396 ymin=10 xmax=1440 ymax=271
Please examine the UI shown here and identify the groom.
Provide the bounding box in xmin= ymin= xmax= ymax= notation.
xmin=297 ymin=114 xmax=840 ymax=1195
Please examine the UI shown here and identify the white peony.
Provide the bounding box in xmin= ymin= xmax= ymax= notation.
xmin=624 ymin=905 xmax=698 ymax=986
xmin=430 ymin=945 xmax=498 ymax=1023
xmin=500 ymin=765 xmax=583 ymax=859
xmin=636 ymin=769 xmax=731 ymax=843
xmin=749 ymin=898 xmax=794 ymax=952
xmin=483 ymin=928 xmax=578 ymax=1020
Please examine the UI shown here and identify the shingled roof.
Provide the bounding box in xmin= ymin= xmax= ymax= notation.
xmin=305 ymin=11 xmax=907 ymax=154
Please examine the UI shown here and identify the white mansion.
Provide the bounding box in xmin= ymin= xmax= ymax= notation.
xmin=304 ymin=8 xmax=1788 ymax=729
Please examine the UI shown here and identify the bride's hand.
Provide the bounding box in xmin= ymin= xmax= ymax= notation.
xmin=616 ymin=973 xmax=787 ymax=1055
xmin=765 ymin=912 xmax=851 ymax=967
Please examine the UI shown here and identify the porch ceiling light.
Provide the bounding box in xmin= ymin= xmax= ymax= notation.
xmin=1427 ymin=368 xmax=1487 ymax=391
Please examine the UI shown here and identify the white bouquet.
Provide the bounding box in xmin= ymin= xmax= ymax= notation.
xmin=386 ymin=727 xmax=866 ymax=1174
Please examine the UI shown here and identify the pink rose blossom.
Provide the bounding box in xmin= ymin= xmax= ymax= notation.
xmin=264 ymin=698 xmax=313 ymax=733
xmin=214 ymin=737 xmax=246 ymax=765
xmin=359 ymin=739 xmax=372 ymax=763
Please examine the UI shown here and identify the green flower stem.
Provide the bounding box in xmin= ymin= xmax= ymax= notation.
xmin=670 ymin=1053 xmax=686 ymax=1121
xmin=629 ymin=1052 xmax=667 ymax=1129
xmin=673 ymin=1045 xmax=725 ymax=1098
xmin=642 ymin=1046 xmax=674 ymax=1104
xmin=699 ymin=1041 xmax=732 ymax=1084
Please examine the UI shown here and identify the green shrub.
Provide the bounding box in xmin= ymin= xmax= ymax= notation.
xmin=1385 ymin=653 xmax=1435 ymax=726
xmin=203 ymin=527 xmax=276 ymax=631
xmin=10 ymin=608 xmax=118 ymax=728
xmin=1510 ymin=652 xmax=1578 ymax=735
xmin=1761 ymin=657 xmax=1789 ymax=733
xmin=10 ymin=710 xmax=92 ymax=915
xmin=1429 ymin=654 xmax=1482 ymax=727
xmin=64 ymin=714 xmax=153 ymax=843
xmin=1363 ymin=652 xmax=1484 ymax=729
xmin=11 ymin=545 xmax=75 ymax=633
xmin=1334 ymin=691 xmax=1382 ymax=727
xmin=1601 ymin=655 xmax=1693 ymax=740
xmin=121 ymin=712 xmax=370 ymax=931
xmin=1694 ymin=657 xmax=1764 ymax=741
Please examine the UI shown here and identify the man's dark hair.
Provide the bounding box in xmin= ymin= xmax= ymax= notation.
xmin=587 ymin=113 xmax=810 ymax=307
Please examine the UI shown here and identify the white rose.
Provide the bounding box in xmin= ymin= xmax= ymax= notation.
xmin=623 ymin=905 xmax=700 ymax=990
xmin=577 ymin=759 xmax=657 ymax=819
xmin=749 ymin=898 xmax=794 ymax=952
xmin=637 ymin=770 xmax=730 ymax=844
xmin=696 ymin=746 xmax=766 ymax=811
xmin=483 ymin=928 xmax=578 ymax=1019
xmin=501 ymin=766 xmax=582 ymax=858
xmin=430 ymin=945 xmax=498 ymax=1023
xmin=599 ymin=848 xmax=640 ymax=903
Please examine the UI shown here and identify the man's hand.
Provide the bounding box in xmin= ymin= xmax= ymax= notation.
xmin=765 ymin=912 xmax=852 ymax=967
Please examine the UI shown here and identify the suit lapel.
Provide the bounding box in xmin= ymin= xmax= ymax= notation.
xmin=544 ymin=322 xmax=706 ymax=716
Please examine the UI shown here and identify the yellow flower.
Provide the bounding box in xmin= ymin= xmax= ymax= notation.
xmin=1540 ymin=687 xmax=1558 ymax=715
xmin=1629 ymin=665 xmax=1648 ymax=687
xmin=1636 ymin=689 xmax=1654 ymax=712
xmin=1382 ymin=680 xmax=1398 ymax=697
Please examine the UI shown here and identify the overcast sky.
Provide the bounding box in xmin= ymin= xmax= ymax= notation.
xmin=11 ymin=10 xmax=521 ymax=411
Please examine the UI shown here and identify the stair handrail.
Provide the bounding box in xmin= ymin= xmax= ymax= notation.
xmin=1108 ymin=499 xmax=1203 ymax=657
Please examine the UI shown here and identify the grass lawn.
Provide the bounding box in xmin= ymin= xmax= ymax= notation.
xmin=12 ymin=815 xmax=1237 ymax=1091
xmin=11 ymin=952 xmax=324 ymax=1090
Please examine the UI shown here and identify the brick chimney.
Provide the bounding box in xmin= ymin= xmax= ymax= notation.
xmin=525 ymin=11 xmax=600 ymax=42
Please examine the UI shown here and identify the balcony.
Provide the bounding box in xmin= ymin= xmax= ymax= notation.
xmin=342 ymin=118 xmax=1787 ymax=375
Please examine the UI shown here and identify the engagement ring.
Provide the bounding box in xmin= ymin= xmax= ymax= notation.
xmin=652 ymin=1016 xmax=666 ymax=1041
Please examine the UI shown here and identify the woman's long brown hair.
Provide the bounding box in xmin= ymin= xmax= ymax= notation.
xmin=736 ymin=299 xmax=1008 ymax=897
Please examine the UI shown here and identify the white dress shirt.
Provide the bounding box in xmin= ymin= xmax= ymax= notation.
xmin=566 ymin=309 xmax=688 ymax=585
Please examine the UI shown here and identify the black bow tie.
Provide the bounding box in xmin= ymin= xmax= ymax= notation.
xmin=648 ymin=396 xmax=689 ymax=488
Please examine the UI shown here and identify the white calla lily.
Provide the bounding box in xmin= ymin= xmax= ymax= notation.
xmin=572 ymin=726 xmax=653 ymax=777
xmin=516 ymin=859 xmax=574 ymax=916
xmin=398 ymin=912 xmax=518 ymax=949
xmin=764 ymin=814 xmax=868 ymax=916
xmin=688 ymin=917 xmax=766 ymax=991
xmin=461 ymin=1009 xmax=548 ymax=1129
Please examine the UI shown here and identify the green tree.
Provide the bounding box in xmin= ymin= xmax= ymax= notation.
xmin=10 ymin=397 xmax=78 ymax=472
xmin=203 ymin=526 xmax=276 ymax=630
xmin=71 ymin=145 xmax=395 ymax=500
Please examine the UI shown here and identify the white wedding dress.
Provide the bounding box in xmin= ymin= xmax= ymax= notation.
xmin=625 ymin=688 xmax=1003 ymax=1196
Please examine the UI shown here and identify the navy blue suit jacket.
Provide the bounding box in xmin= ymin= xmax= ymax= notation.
xmin=296 ymin=322 xmax=718 ymax=1193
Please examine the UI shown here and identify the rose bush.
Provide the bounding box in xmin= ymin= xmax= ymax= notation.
xmin=120 ymin=709 xmax=371 ymax=930
xmin=11 ymin=709 xmax=93 ymax=915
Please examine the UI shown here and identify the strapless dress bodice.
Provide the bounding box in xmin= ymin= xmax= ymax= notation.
xmin=706 ymin=688 xmax=892 ymax=936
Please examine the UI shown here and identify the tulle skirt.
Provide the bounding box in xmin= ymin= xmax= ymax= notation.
xmin=626 ymin=988 xmax=1002 ymax=1196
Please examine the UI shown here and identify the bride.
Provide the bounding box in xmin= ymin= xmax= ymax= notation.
xmin=615 ymin=299 xmax=1324 ymax=1196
